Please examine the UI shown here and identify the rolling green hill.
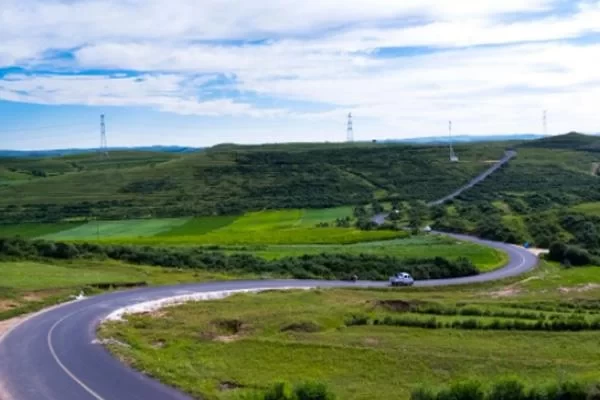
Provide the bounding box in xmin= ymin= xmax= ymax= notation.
xmin=0 ymin=142 xmax=508 ymax=222
xmin=521 ymin=132 xmax=600 ymax=152
xmin=2 ymin=134 xmax=600 ymax=237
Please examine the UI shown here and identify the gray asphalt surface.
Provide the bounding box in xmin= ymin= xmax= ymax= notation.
xmin=0 ymin=233 xmax=538 ymax=400
xmin=428 ymin=150 xmax=517 ymax=206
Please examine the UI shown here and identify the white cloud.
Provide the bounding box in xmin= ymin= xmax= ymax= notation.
xmin=1 ymin=0 xmax=600 ymax=140
xmin=0 ymin=0 xmax=553 ymax=44
xmin=0 ymin=73 xmax=282 ymax=117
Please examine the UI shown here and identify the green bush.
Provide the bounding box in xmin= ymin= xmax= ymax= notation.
xmin=344 ymin=314 xmax=370 ymax=326
xmin=437 ymin=381 xmax=484 ymax=400
xmin=411 ymin=379 xmax=596 ymax=400
xmin=264 ymin=382 xmax=295 ymax=400
xmin=257 ymin=382 xmax=336 ymax=400
xmin=487 ymin=380 xmax=525 ymax=400
xmin=294 ymin=382 xmax=336 ymax=400
xmin=373 ymin=314 xmax=600 ymax=332
xmin=0 ymin=237 xmax=480 ymax=281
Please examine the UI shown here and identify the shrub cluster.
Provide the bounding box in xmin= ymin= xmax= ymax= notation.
xmin=0 ymin=237 xmax=479 ymax=281
xmin=361 ymin=315 xmax=600 ymax=332
xmin=547 ymin=241 xmax=599 ymax=266
xmin=246 ymin=382 xmax=335 ymax=400
xmin=412 ymin=379 xmax=599 ymax=400
xmin=411 ymin=304 xmax=544 ymax=320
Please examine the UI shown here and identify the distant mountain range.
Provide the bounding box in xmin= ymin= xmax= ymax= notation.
xmin=0 ymin=134 xmax=559 ymax=158
xmin=0 ymin=146 xmax=202 ymax=158
xmin=383 ymin=134 xmax=547 ymax=144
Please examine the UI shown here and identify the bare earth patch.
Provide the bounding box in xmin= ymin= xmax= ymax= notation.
xmin=21 ymin=293 xmax=45 ymax=302
xmin=559 ymin=284 xmax=600 ymax=294
xmin=363 ymin=337 xmax=380 ymax=346
xmin=488 ymin=286 xmax=522 ymax=298
xmin=0 ymin=315 xmax=26 ymax=399
xmin=0 ymin=378 xmax=13 ymax=400
xmin=526 ymin=248 xmax=549 ymax=257
xmin=0 ymin=315 xmax=25 ymax=338
xmin=214 ymin=335 xmax=242 ymax=343
xmin=0 ymin=300 xmax=18 ymax=312
xmin=220 ymin=381 xmax=244 ymax=391
xmin=376 ymin=299 xmax=424 ymax=312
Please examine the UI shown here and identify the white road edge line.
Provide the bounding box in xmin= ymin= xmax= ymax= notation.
xmin=103 ymin=287 xmax=313 ymax=322
xmin=0 ymin=300 xmax=81 ymax=400
xmin=509 ymin=245 xmax=527 ymax=270
xmin=47 ymin=311 xmax=106 ymax=400
xmin=44 ymin=287 xmax=313 ymax=400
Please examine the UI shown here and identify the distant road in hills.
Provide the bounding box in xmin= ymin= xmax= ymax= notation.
xmin=428 ymin=150 xmax=517 ymax=206
xmin=372 ymin=150 xmax=517 ymax=226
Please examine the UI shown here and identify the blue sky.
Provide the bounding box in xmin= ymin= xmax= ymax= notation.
xmin=1 ymin=0 xmax=600 ymax=150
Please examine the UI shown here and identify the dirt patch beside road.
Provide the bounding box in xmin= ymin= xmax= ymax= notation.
xmin=0 ymin=316 xmax=24 ymax=339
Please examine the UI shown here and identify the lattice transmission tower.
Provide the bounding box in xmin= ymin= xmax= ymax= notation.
xmin=100 ymin=114 xmax=109 ymax=158
xmin=347 ymin=112 xmax=354 ymax=142
xmin=449 ymin=120 xmax=459 ymax=162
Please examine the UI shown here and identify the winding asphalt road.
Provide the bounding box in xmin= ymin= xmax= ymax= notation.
xmin=0 ymin=233 xmax=538 ymax=400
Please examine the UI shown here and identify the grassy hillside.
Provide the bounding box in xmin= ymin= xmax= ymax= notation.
xmin=1 ymin=209 xmax=408 ymax=245
xmin=0 ymin=259 xmax=244 ymax=321
xmin=521 ymin=132 xmax=600 ymax=152
xmin=0 ymin=142 xmax=507 ymax=222
xmin=426 ymin=134 xmax=600 ymax=252
xmin=99 ymin=261 xmax=600 ymax=400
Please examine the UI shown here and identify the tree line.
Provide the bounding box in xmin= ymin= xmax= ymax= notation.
xmin=0 ymin=237 xmax=478 ymax=281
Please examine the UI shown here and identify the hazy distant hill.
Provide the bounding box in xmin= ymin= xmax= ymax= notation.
xmin=0 ymin=135 xmax=546 ymax=158
xmin=0 ymin=146 xmax=202 ymax=158
xmin=521 ymin=132 xmax=600 ymax=151
xmin=384 ymin=134 xmax=546 ymax=144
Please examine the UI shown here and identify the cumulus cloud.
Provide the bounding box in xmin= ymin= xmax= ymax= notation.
xmin=1 ymin=0 xmax=600 ymax=137
xmin=0 ymin=73 xmax=282 ymax=117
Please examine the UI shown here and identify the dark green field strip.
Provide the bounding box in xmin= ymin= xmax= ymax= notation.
xmin=156 ymin=216 xmax=238 ymax=237
xmin=0 ymin=222 xmax=85 ymax=238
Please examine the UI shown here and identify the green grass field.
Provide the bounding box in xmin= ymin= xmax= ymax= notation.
xmin=99 ymin=262 xmax=600 ymax=400
xmin=118 ymin=227 xmax=409 ymax=246
xmin=121 ymin=208 xmax=412 ymax=245
xmin=0 ymin=259 xmax=250 ymax=321
xmin=42 ymin=218 xmax=190 ymax=240
xmin=0 ymin=209 xmax=504 ymax=270
xmin=157 ymin=216 xmax=238 ymax=236
xmin=0 ymin=261 xmax=145 ymax=290
xmin=2 ymin=208 xmax=408 ymax=246
xmin=0 ymin=222 xmax=85 ymax=238
xmin=234 ymin=236 xmax=507 ymax=272
xmin=571 ymin=202 xmax=600 ymax=216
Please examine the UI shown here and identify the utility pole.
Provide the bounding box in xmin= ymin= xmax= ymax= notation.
xmin=100 ymin=114 xmax=109 ymax=158
xmin=347 ymin=113 xmax=354 ymax=142
xmin=449 ymin=121 xmax=459 ymax=162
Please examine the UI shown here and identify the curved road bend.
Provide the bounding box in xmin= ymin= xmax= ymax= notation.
xmin=0 ymin=234 xmax=538 ymax=400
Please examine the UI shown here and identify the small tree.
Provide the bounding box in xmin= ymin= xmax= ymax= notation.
xmin=371 ymin=200 xmax=384 ymax=214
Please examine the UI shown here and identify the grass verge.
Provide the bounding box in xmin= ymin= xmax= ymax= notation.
xmin=99 ymin=262 xmax=600 ymax=400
